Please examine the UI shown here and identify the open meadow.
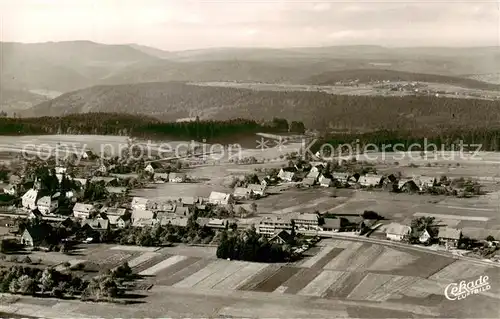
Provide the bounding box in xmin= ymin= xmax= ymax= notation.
xmin=1 ymin=239 xmax=498 ymax=318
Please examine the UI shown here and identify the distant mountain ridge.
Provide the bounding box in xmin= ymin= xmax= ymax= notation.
xmin=28 ymin=81 xmax=500 ymax=133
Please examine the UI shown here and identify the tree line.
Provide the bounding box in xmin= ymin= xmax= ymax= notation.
xmin=0 ymin=113 xmax=304 ymax=142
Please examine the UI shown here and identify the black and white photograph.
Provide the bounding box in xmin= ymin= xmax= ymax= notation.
xmin=0 ymin=0 xmax=499 ymax=317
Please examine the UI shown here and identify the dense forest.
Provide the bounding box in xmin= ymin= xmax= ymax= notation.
xmin=0 ymin=113 xmax=304 ymax=142
xmin=27 ymin=82 xmax=500 ymax=132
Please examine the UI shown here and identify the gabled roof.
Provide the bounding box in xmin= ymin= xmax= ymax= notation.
xmin=101 ymin=207 xmax=126 ymax=216
xmin=438 ymin=227 xmax=462 ymax=240
xmin=385 ymin=223 xmax=411 ymax=236
xmin=359 ymin=174 xmax=384 ymax=185
xmin=280 ymin=171 xmax=296 ymax=180
xmin=291 ymin=212 xmax=318 ymax=222
xmin=332 ymin=172 xmax=350 ymax=180
xmin=23 ymin=224 xmax=51 ymax=244
xmin=302 ymin=177 xmax=316 ymax=186
xmin=132 ymin=209 xmax=154 ymax=221
xmin=22 ymin=189 xmax=39 ymax=201
xmin=209 ymin=191 xmax=232 ymax=202
xmin=73 ymin=203 xmax=94 ymax=213
xmin=174 ymin=206 xmax=190 ymax=217
xmin=270 ymin=230 xmax=294 ymax=244
xmin=169 ymin=173 xmax=187 ymax=179
xmin=306 ymin=170 xmax=321 ymax=180
xmin=83 ymin=218 xmax=109 ymax=230
xmin=160 ymin=216 xmax=188 ymax=227
xmin=106 ymin=187 xmax=127 ymax=194
xmin=131 ymin=197 xmax=149 ymax=207
xmin=154 ymin=173 xmax=169 ymax=179
xmin=247 ymin=184 xmax=266 ymax=192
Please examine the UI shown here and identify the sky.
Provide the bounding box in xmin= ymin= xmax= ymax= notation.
xmin=0 ymin=0 xmax=498 ymax=50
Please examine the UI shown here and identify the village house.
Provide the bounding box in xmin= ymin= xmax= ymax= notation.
xmin=169 ymin=173 xmax=187 ymax=183
xmin=305 ymin=169 xmax=321 ymax=181
xmin=321 ymin=218 xmax=342 ymax=232
xmin=257 ymin=215 xmax=293 ymax=236
xmin=278 ymin=168 xmax=297 ymax=182
xmin=55 ymin=166 xmax=67 ymax=174
xmin=21 ymin=224 xmax=51 ymax=247
xmin=154 ymin=173 xmax=169 ymax=183
xmin=412 ymin=176 xmax=437 ymax=191
xmin=208 ymin=191 xmax=234 ymax=205
xmin=131 ymin=197 xmax=149 ymax=211
xmin=28 ymin=208 xmax=43 ymax=220
xmin=385 ymin=223 xmax=412 ymax=241
xmin=438 ymin=227 xmax=462 ymax=248
xmin=116 ymin=215 xmax=131 ymax=228
xmin=309 ymin=164 xmax=325 ymax=175
xmin=144 ymin=164 xmax=155 ymax=174
xmin=73 ymin=203 xmax=95 ymax=219
xmin=2 ymin=184 xmax=17 ymax=196
xmin=160 ymin=216 xmax=189 ymax=227
xmin=302 ymin=177 xmax=316 ymax=187
xmin=332 ymin=172 xmax=350 ymax=184
xmin=90 ymin=176 xmax=118 ymax=186
xmin=318 ymin=175 xmax=333 ymax=187
xmin=358 ymin=174 xmax=384 ymax=187
xmin=131 ymin=209 xmax=154 ymax=224
xmin=74 ymin=178 xmax=88 ymax=189
xmin=106 ymin=187 xmax=127 ymax=195
xmin=21 ymin=189 xmax=39 ymax=210
xmin=291 ymin=212 xmax=320 ymax=230
xmin=82 ymin=218 xmax=110 ymax=232
xmin=101 ymin=207 xmax=127 ymax=217
xmin=247 ymin=184 xmax=266 ymax=197
xmin=196 ymin=218 xmax=228 ymax=229
xmin=233 ymin=187 xmax=252 ymax=200
xmin=36 ymin=196 xmax=58 ymax=215
xmin=269 ymin=230 xmax=294 ymax=245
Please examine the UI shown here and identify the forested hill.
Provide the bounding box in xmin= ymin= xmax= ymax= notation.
xmin=0 ymin=114 xmax=302 ymax=142
xmin=305 ymin=69 xmax=500 ymax=90
xmin=29 ymin=82 xmax=500 ymax=133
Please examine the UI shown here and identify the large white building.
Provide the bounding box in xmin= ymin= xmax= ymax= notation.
xmin=36 ymin=196 xmax=58 ymax=215
xmin=257 ymin=216 xmax=293 ymax=237
xmin=22 ymin=189 xmax=39 ymax=210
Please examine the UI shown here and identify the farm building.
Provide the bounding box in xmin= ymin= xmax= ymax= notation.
xmin=174 ymin=206 xmax=190 ymax=217
xmin=438 ymin=227 xmax=462 ymax=248
xmin=321 ymin=218 xmax=342 ymax=232
xmin=233 ymin=187 xmax=253 ymax=200
xmin=305 ymin=170 xmax=321 ymax=181
xmin=332 ymin=172 xmax=350 ymax=184
xmin=208 ymin=191 xmax=234 ymax=205
xmin=169 ymin=173 xmax=187 ymax=183
xmin=36 ymin=196 xmax=58 ymax=214
xmin=385 ymin=223 xmax=411 ymax=241
xmin=160 ymin=216 xmax=189 ymax=227
xmin=358 ymin=174 xmax=384 ymax=187
xmin=247 ymin=184 xmax=266 ymax=196
xmin=269 ymin=230 xmax=294 ymax=245
xmin=258 ymin=216 xmax=293 ymax=236
xmin=21 ymin=189 xmax=39 ymax=210
xmin=73 ymin=203 xmax=96 ymax=219
xmin=309 ymin=164 xmax=325 ymax=175
xmin=196 ymin=218 xmax=228 ymax=229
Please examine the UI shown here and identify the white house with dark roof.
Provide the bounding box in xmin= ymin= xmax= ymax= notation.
xmin=36 ymin=196 xmax=58 ymax=215
xmin=318 ymin=175 xmax=333 ymax=187
xmin=73 ymin=203 xmax=95 ymax=219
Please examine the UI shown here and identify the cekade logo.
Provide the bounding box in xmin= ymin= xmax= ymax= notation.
xmin=444 ymin=275 xmax=491 ymax=301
